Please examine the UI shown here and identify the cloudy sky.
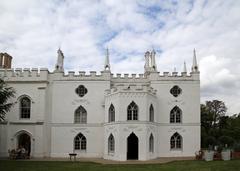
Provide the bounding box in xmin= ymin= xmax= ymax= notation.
xmin=0 ymin=0 xmax=239 ymax=115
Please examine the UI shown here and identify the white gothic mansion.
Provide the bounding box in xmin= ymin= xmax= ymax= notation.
xmin=0 ymin=49 xmax=200 ymax=161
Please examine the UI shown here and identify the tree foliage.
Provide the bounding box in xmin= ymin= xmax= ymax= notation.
xmin=201 ymin=100 xmax=240 ymax=148
xmin=0 ymin=79 xmax=15 ymax=121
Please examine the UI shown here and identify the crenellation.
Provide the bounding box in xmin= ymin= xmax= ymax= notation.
xmin=163 ymin=72 xmax=169 ymax=77
xmin=79 ymin=71 xmax=86 ymax=76
xmin=23 ymin=68 xmax=31 ymax=77
xmin=124 ymin=74 xmax=129 ymax=78
xmin=68 ymin=71 xmax=75 ymax=77
xmin=90 ymin=71 xmax=96 ymax=77
xmin=139 ymin=74 xmax=144 ymax=78
xmin=172 ymin=72 xmax=178 ymax=77
xmin=181 ymin=72 xmax=187 ymax=77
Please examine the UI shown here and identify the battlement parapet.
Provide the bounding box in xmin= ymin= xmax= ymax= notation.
xmin=0 ymin=68 xmax=199 ymax=82
xmin=0 ymin=68 xmax=49 ymax=82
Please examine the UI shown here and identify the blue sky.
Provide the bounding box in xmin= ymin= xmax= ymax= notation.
xmin=0 ymin=0 xmax=240 ymax=114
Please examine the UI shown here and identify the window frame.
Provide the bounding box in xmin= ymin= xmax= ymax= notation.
xmin=74 ymin=133 xmax=87 ymax=151
xmin=75 ymin=85 xmax=88 ymax=97
xmin=149 ymin=104 xmax=154 ymax=122
xmin=170 ymin=85 xmax=182 ymax=97
xmin=108 ymin=134 xmax=115 ymax=154
xmin=19 ymin=96 xmax=31 ymax=119
xmin=170 ymin=106 xmax=182 ymax=123
xmin=170 ymin=132 xmax=182 ymax=150
xmin=127 ymin=101 xmax=138 ymax=121
xmin=74 ymin=106 xmax=87 ymax=124
xmin=149 ymin=133 xmax=154 ymax=153
xmin=108 ymin=104 xmax=115 ymax=122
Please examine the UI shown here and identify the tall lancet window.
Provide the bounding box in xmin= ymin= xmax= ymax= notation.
xmin=170 ymin=132 xmax=182 ymax=150
xmin=20 ymin=97 xmax=31 ymax=119
xmin=74 ymin=106 xmax=87 ymax=123
xmin=127 ymin=101 xmax=138 ymax=120
xmin=108 ymin=134 xmax=115 ymax=153
xmin=74 ymin=133 xmax=87 ymax=150
xmin=108 ymin=104 xmax=115 ymax=122
xmin=149 ymin=104 xmax=154 ymax=122
xmin=149 ymin=133 xmax=154 ymax=153
xmin=170 ymin=106 xmax=182 ymax=123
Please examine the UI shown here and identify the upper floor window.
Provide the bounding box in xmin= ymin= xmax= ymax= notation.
xmin=170 ymin=106 xmax=182 ymax=123
xmin=20 ymin=97 xmax=31 ymax=119
xmin=75 ymin=85 xmax=88 ymax=97
xmin=170 ymin=132 xmax=182 ymax=150
xmin=108 ymin=134 xmax=115 ymax=153
xmin=74 ymin=106 xmax=87 ymax=123
xmin=108 ymin=104 xmax=115 ymax=122
xmin=170 ymin=85 xmax=182 ymax=97
xmin=149 ymin=133 xmax=154 ymax=152
xmin=74 ymin=133 xmax=87 ymax=150
xmin=149 ymin=104 xmax=154 ymax=122
xmin=127 ymin=101 xmax=138 ymax=120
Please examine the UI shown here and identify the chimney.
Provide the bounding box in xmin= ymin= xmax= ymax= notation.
xmin=0 ymin=53 xmax=12 ymax=69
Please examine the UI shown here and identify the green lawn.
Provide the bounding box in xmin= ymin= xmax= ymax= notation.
xmin=0 ymin=160 xmax=240 ymax=171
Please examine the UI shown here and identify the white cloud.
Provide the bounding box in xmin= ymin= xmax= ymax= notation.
xmin=0 ymin=0 xmax=240 ymax=114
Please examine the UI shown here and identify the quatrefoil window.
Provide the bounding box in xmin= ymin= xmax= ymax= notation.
xmin=170 ymin=85 xmax=182 ymax=97
xmin=75 ymin=85 xmax=88 ymax=97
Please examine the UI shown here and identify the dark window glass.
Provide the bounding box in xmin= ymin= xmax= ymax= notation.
xmin=20 ymin=97 xmax=31 ymax=119
xmin=75 ymin=85 xmax=88 ymax=97
xmin=170 ymin=85 xmax=182 ymax=97
xmin=127 ymin=101 xmax=138 ymax=120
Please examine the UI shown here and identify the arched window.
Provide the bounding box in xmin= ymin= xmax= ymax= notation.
xmin=108 ymin=134 xmax=115 ymax=153
xmin=170 ymin=132 xmax=182 ymax=149
xmin=127 ymin=101 xmax=138 ymax=120
xmin=149 ymin=104 xmax=154 ymax=122
xmin=170 ymin=106 xmax=182 ymax=123
xmin=20 ymin=97 xmax=31 ymax=119
xmin=149 ymin=133 xmax=154 ymax=152
xmin=74 ymin=133 xmax=87 ymax=150
xmin=74 ymin=106 xmax=87 ymax=123
xmin=108 ymin=104 xmax=115 ymax=122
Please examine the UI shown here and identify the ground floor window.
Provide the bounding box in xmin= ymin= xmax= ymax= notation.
xmin=149 ymin=134 xmax=154 ymax=153
xmin=74 ymin=133 xmax=87 ymax=150
xmin=170 ymin=132 xmax=182 ymax=149
xmin=108 ymin=134 xmax=115 ymax=153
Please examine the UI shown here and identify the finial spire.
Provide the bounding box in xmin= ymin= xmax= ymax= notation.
xmin=55 ymin=48 xmax=64 ymax=72
xmin=192 ymin=48 xmax=199 ymax=72
xmin=104 ymin=48 xmax=110 ymax=71
xmin=151 ymin=49 xmax=157 ymax=71
xmin=173 ymin=67 xmax=177 ymax=72
xmin=183 ymin=61 xmax=187 ymax=73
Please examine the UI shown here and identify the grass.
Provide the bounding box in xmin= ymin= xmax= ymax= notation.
xmin=0 ymin=159 xmax=240 ymax=171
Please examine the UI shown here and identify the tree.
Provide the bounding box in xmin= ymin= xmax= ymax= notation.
xmin=201 ymin=100 xmax=227 ymax=148
xmin=205 ymin=100 xmax=227 ymax=128
xmin=0 ymin=79 xmax=15 ymax=121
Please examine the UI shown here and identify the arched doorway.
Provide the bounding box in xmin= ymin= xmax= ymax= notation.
xmin=18 ymin=133 xmax=31 ymax=156
xmin=127 ymin=132 xmax=138 ymax=160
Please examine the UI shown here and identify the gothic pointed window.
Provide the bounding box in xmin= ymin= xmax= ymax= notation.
xmin=149 ymin=104 xmax=154 ymax=122
xmin=75 ymin=85 xmax=88 ymax=97
xmin=170 ymin=85 xmax=182 ymax=97
xmin=20 ymin=97 xmax=31 ymax=119
xmin=170 ymin=106 xmax=182 ymax=123
xmin=170 ymin=132 xmax=182 ymax=149
xmin=108 ymin=104 xmax=115 ymax=122
xmin=149 ymin=133 xmax=154 ymax=153
xmin=74 ymin=106 xmax=87 ymax=123
xmin=108 ymin=134 xmax=115 ymax=153
xmin=127 ymin=101 xmax=138 ymax=120
xmin=74 ymin=133 xmax=87 ymax=150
